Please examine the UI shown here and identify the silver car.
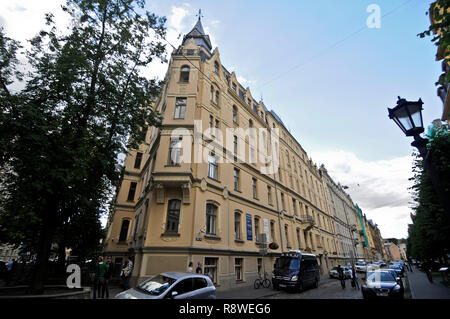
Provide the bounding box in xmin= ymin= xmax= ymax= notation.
xmin=114 ymin=271 xmax=216 ymax=299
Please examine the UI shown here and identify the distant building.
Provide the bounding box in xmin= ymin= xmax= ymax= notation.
xmin=0 ymin=243 xmax=20 ymax=262
xmin=384 ymin=242 xmax=401 ymax=261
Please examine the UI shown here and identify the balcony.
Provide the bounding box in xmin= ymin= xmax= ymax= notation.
xmin=300 ymin=214 xmax=315 ymax=231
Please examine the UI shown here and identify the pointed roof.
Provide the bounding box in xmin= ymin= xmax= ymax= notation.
xmin=182 ymin=14 xmax=212 ymax=52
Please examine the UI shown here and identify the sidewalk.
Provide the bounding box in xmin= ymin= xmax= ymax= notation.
xmin=407 ymin=266 xmax=450 ymax=299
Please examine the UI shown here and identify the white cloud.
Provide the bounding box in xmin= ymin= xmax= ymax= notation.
xmin=237 ymin=75 xmax=256 ymax=87
xmin=311 ymin=150 xmax=414 ymax=239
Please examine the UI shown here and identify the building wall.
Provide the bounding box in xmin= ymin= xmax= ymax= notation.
xmin=103 ymin=19 xmax=384 ymax=289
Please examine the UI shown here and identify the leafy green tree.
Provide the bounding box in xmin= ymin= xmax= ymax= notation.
xmin=418 ymin=0 xmax=450 ymax=86
xmin=407 ymin=131 xmax=450 ymax=261
xmin=0 ymin=0 xmax=166 ymax=293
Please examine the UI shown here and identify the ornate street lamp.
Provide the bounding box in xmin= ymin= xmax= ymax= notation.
xmin=388 ymin=97 xmax=428 ymax=158
xmin=388 ymin=97 xmax=424 ymax=137
xmin=388 ymin=97 xmax=450 ymax=215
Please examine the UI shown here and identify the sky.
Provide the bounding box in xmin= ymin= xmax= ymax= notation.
xmin=0 ymin=0 xmax=441 ymax=239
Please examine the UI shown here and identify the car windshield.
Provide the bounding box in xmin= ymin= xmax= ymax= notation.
xmin=275 ymin=257 xmax=300 ymax=270
xmin=356 ymin=263 xmax=365 ymax=266
xmin=137 ymin=274 xmax=176 ymax=295
xmin=366 ymin=272 xmax=395 ymax=282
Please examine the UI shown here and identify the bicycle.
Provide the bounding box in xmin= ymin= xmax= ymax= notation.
xmin=254 ymin=272 xmax=271 ymax=289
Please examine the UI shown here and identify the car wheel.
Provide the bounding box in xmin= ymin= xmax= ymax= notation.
xmin=314 ymin=278 xmax=319 ymax=288
xmin=297 ymin=281 xmax=304 ymax=293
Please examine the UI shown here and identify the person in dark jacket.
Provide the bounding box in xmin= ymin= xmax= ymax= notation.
xmin=93 ymin=256 xmax=108 ymax=299
xmin=337 ymin=265 xmax=345 ymax=289
xmin=104 ymin=256 xmax=114 ymax=299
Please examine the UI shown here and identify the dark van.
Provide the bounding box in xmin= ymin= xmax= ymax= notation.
xmin=272 ymin=250 xmax=320 ymax=292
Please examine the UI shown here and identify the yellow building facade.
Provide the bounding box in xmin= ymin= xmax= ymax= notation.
xmin=104 ymin=16 xmax=383 ymax=289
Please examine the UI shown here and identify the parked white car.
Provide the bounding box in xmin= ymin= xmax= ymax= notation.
xmin=355 ymin=262 xmax=367 ymax=272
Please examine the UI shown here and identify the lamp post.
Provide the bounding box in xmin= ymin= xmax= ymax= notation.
xmin=388 ymin=97 xmax=450 ymax=215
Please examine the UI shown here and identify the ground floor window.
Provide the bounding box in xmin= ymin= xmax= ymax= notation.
xmin=235 ymin=258 xmax=243 ymax=281
xmin=204 ymin=257 xmax=218 ymax=284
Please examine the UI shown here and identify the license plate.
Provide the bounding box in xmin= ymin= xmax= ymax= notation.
xmin=377 ymin=292 xmax=388 ymax=297
xmin=279 ymin=284 xmax=286 ymax=288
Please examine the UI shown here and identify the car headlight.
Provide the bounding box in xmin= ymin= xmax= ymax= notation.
xmin=291 ymin=276 xmax=298 ymax=281
xmin=393 ymin=285 xmax=401 ymax=291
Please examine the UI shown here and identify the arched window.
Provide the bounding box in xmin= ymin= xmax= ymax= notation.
xmin=249 ymin=120 xmax=254 ymax=138
xmin=119 ymin=219 xmax=130 ymax=242
xmin=180 ymin=65 xmax=190 ymax=82
xmin=210 ymin=86 xmax=214 ymax=101
xmin=215 ymin=90 xmax=219 ymax=105
xmin=206 ymin=203 xmax=218 ymax=235
xmin=234 ymin=212 xmax=241 ymax=240
xmin=166 ymin=199 xmax=181 ymax=233
xmin=232 ymin=105 xmax=238 ymax=123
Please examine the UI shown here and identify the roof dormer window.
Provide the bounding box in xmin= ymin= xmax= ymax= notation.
xmin=214 ymin=61 xmax=219 ymax=74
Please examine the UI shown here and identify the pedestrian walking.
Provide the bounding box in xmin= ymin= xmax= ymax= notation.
xmin=337 ymin=265 xmax=345 ymax=289
xmin=104 ymin=256 xmax=114 ymax=299
xmin=187 ymin=261 xmax=194 ymax=273
xmin=196 ymin=262 xmax=203 ymax=274
xmin=121 ymin=256 xmax=133 ymax=291
xmin=352 ymin=265 xmax=360 ymax=290
xmin=423 ymin=261 xmax=433 ymax=283
xmin=93 ymin=256 xmax=108 ymax=299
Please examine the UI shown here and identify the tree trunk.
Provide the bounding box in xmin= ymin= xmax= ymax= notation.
xmin=28 ymin=216 xmax=56 ymax=294
xmin=57 ymin=241 xmax=66 ymax=275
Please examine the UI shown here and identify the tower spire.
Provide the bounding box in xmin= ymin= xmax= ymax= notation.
xmin=196 ymin=9 xmax=203 ymax=21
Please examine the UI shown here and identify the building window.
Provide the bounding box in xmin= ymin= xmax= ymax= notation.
xmin=119 ymin=219 xmax=130 ymax=242
xmin=134 ymin=152 xmax=143 ymax=169
xmin=127 ymin=182 xmax=137 ymax=201
xmin=214 ymin=61 xmax=219 ymax=74
xmin=281 ymin=192 xmax=285 ymax=211
xmin=252 ymin=178 xmax=257 ymax=199
xmin=292 ymin=198 xmax=297 ymax=215
xmin=206 ymin=203 xmax=217 ymax=235
xmin=247 ymin=98 xmax=251 ymax=107
xmin=133 ymin=211 xmax=141 ymax=240
xmin=234 ymin=212 xmax=241 ymax=240
xmin=270 ymin=221 xmax=275 ymax=242
xmin=297 ymin=228 xmax=301 ymax=249
xmin=278 ymin=167 xmax=283 ymax=182
xmin=285 ymin=225 xmax=290 ymax=248
xmin=267 ymin=186 xmax=272 ymax=205
xmin=210 ymin=86 xmax=214 ymax=101
xmin=174 ymin=97 xmax=187 ymax=119
xmin=232 ymin=82 xmax=236 ymax=91
xmin=233 ymin=168 xmax=240 ymax=191
xmin=208 ymin=153 xmax=218 ymax=179
xmin=232 ymin=105 xmax=238 ymax=123
xmin=204 ymin=258 xmax=218 ymax=284
xmin=209 ymin=115 xmax=214 ymax=136
xmin=215 ymin=90 xmax=219 ymax=105
xmin=233 ymin=135 xmax=238 ymax=155
xmin=168 ymin=137 xmax=182 ymax=166
xmin=165 ymin=199 xmax=181 ymax=234
xmin=235 ymin=258 xmax=243 ymax=281
xmin=254 ymin=216 xmax=260 ymax=241
xmin=215 ymin=119 xmax=220 ymax=137
xmin=180 ymin=65 xmax=190 ymax=82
